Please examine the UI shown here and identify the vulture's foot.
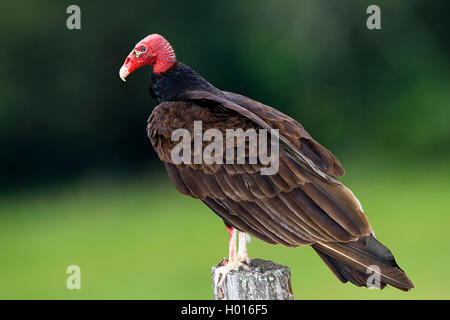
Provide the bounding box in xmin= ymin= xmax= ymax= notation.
xmin=214 ymin=228 xmax=250 ymax=287
xmin=214 ymin=256 xmax=249 ymax=287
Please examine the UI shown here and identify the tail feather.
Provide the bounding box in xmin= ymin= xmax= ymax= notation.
xmin=314 ymin=249 xmax=380 ymax=288
xmin=312 ymin=235 xmax=414 ymax=291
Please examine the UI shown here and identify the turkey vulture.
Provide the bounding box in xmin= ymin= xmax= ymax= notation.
xmin=119 ymin=34 xmax=414 ymax=291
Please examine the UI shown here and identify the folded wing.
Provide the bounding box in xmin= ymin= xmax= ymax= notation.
xmin=147 ymin=96 xmax=371 ymax=247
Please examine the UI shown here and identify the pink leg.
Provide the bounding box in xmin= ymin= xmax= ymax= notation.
xmin=238 ymin=231 xmax=250 ymax=264
xmin=226 ymin=225 xmax=237 ymax=265
xmin=214 ymin=226 xmax=249 ymax=287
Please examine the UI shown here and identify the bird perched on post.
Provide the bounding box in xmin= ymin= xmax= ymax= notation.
xmin=119 ymin=34 xmax=413 ymax=291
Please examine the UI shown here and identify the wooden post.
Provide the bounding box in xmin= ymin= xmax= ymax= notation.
xmin=211 ymin=258 xmax=294 ymax=300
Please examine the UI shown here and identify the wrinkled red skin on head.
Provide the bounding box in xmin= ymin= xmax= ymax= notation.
xmin=121 ymin=34 xmax=176 ymax=75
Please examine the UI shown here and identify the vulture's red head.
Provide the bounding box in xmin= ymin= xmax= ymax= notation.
xmin=119 ymin=34 xmax=176 ymax=81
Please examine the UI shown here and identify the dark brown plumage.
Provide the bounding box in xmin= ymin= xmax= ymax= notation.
xmin=145 ymin=63 xmax=413 ymax=291
xmin=121 ymin=35 xmax=414 ymax=291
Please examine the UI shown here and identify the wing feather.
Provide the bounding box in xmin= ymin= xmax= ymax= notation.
xmin=148 ymin=99 xmax=371 ymax=248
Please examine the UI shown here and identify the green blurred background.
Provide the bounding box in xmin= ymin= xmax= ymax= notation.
xmin=0 ymin=0 xmax=449 ymax=299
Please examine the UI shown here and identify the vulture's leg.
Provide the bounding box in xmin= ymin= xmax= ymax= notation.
xmin=237 ymin=231 xmax=250 ymax=264
xmin=214 ymin=226 xmax=249 ymax=287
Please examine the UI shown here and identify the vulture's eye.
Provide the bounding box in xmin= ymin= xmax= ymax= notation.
xmin=134 ymin=46 xmax=147 ymax=58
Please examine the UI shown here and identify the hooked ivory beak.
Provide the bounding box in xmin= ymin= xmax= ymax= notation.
xmin=119 ymin=65 xmax=130 ymax=82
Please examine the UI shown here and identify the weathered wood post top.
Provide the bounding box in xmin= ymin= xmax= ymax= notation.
xmin=211 ymin=258 xmax=294 ymax=300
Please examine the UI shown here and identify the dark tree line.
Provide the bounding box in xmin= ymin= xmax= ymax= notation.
xmin=0 ymin=0 xmax=448 ymax=189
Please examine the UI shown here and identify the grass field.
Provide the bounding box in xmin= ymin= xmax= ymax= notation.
xmin=0 ymin=159 xmax=449 ymax=299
